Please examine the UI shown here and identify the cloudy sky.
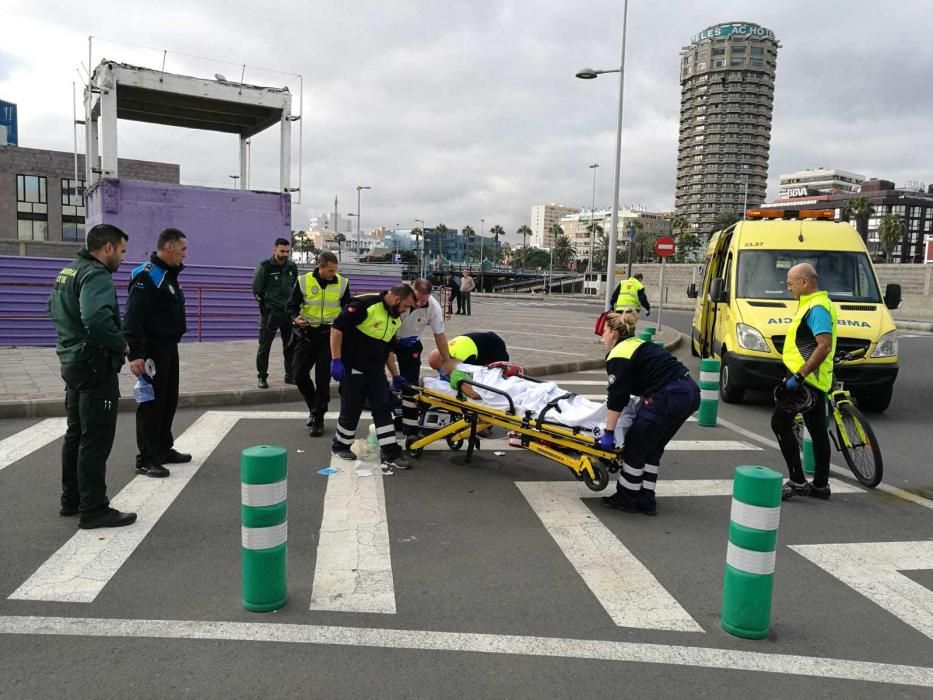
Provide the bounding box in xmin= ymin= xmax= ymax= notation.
xmin=3 ymin=1 xmax=932 ymax=243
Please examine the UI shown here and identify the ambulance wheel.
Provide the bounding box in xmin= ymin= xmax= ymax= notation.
xmin=719 ymin=351 xmax=746 ymax=404
xmin=446 ymin=436 xmax=464 ymax=450
xmin=582 ymin=462 xmax=610 ymax=491
xmin=405 ymin=437 xmax=424 ymax=458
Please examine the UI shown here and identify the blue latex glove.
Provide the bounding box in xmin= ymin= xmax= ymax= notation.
xmin=437 ymin=373 xmax=449 ymax=383
xmin=785 ymin=373 xmax=801 ymax=391
xmin=392 ymin=375 xmax=407 ymax=391
xmin=397 ymin=336 xmax=419 ymax=349
xmin=330 ymin=358 xmax=346 ymax=382
xmin=597 ymin=432 xmax=615 ymax=451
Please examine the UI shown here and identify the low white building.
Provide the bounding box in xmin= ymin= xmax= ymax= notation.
xmin=778 ymin=168 xmax=865 ymax=197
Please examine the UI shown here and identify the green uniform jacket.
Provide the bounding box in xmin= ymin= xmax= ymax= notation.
xmin=47 ymin=249 xmax=126 ymax=370
xmin=252 ymin=257 xmax=299 ymax=315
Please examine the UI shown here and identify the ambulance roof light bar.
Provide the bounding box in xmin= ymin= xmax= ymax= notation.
xmin=746 ymin=209 xmax=835 ymax=221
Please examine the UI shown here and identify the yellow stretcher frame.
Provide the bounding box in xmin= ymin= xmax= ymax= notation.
xmin=404 ymin=381 xmax=621 ymax=491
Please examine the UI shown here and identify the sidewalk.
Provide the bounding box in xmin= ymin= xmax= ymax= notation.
xmin=0 ymin=298 xmax=681 ymax=418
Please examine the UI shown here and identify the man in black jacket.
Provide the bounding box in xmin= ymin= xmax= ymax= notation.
xmin=253 ymin=238 xmax=299 ymax=389
xmin=124 ymin=228 xmax=189 ymax=478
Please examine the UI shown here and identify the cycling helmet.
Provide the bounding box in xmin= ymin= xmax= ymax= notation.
xmin=773 ymin=381 xmax=816 ymax=414
xmin=488 ymin=361 xmax=524 ymax=378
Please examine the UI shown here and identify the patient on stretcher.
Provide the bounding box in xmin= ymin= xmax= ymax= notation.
xmin=421 ymin=361 xmax=639 ymax=445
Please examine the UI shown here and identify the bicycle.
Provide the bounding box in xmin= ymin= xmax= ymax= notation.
xmin=793 ymin=348 xmax=883 ymax=487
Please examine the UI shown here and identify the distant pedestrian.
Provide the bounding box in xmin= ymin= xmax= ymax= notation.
xmin=446 ymin=270 xmax=461 ymax=315
xmin=48 ymin=224 xmax=137 ymax=529
xmin=610 ymin=272 xmax=651 ymax=316
xmin=253 ymin=237 xmax=299 ymax=389
xmin=459 ymin=270 xmax=475 ymax=315
xmin=124 ymin=227 xmax=190 ymax=478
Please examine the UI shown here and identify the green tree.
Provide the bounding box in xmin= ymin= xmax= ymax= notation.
xmin=435 ymin=223 xmax=449 ymax=259
xmin=877 ymin=213 xmax=906 ymax=262
xmin=333 ymin=232 xmax=346 ymax=261
xmin=713 ymin=210 xmax=742 ymax=233
xmin=524 ymin=248 xmax=551 ymax=269
xmin=500 ymin=241 xmax=512 ymax=264
xmin=552 ymin=234 xmax=576 ymax=270
xmin=489 ymin=224 xmax=505 ymax=262
xmin=843 ymin=197 xmax=875 ymax=242
xmin=517 ymin=224 xmax=533 ymax=251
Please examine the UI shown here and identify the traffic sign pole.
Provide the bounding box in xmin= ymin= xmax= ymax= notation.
xmin=653 ymin=236 xmax=676 ymax=331
xmin=658 ymin=256 xmax=665 ymax=329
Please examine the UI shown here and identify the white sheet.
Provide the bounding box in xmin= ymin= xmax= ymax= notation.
xmin=422 ymin=364 xmax=638 ymax=444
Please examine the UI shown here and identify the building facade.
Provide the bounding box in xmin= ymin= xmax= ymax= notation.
xmin=531 ymin=203 xmax=580 ymax=248
xmin=675 ymin=21 xmax=780 ymax=233
xmin=778 ymin=168 xmax=865 ymax=197
xmin=560 ymin=208 xmax=672 ymax=260
xmin=1 ymin=145 xmax=178 ymax=244
xmin=760 ymin=178 xmax=933 ymax=263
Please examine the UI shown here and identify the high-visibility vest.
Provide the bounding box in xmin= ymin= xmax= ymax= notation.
xmin=606 ymin=336 xmax=645 ymax=362
xmin=299 ymin=272 xmax=347 ymax=327
xmin=448 ymin=335 xmax=479 ymax=362
xmin=782 ymin=290 xmax=838 ymax=392
xmin=614 ymin=277 xmax=644 ymax=311
xmin=356 ymin=296 xmax=401 ymax=342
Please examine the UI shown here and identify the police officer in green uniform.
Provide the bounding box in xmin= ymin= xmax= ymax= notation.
xmin=48 ymin=224 xmax=137 ymax=529
xmin=771 ymin=262 xmax=838 ymax=501
xmin=609 ymin=272 xmax=651 ymax=316
xmin=253 ymin=237 xmax=299 ymax=389
xmin=329 ymin=285 xmax=415 ymax=472
xmin=124 ymin=228 xmax=190 ymax=478
xmin=286 ymin=250 xmax=351 ymax=436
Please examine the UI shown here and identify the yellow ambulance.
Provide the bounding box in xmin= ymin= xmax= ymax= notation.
xmin=687 ymin=210 xmax=901 ymax=412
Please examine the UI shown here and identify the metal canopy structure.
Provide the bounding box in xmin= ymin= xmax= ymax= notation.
xmin=85 ymin=59 xmax=296 ymax=191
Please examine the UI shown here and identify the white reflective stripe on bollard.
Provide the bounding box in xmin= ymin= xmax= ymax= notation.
xmin=700 ymin=371 xmax=718 ymax=384
xmin=726 ymin=542 xmax=776 ymax=575
xmin=700 ymin=389 xmax=718 ymax=401
xmin=242 ymin=522 xmax=288 ymax=550
xmin=730 ymin=499 xmax=781 ymax=531
xmin=241 ymin=480 xmax=288 ymax=507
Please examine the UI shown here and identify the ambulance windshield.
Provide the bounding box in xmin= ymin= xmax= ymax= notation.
xmin=737 ymin=250 xmax=882 ymax=303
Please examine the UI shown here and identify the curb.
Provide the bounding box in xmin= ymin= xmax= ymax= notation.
xmin=0 ymin=332 xmax=684 ymax=419
xmin=895 ymin=319 xmax=933 ymax=332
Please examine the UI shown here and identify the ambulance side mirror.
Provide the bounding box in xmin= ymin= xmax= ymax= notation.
xmin=686 ymin=283 xmax=698 ymax=299
xmin=708 ymin=277 xmax=726 ymax=303
xmin=884 ymin=283 xmax=901 ymax=310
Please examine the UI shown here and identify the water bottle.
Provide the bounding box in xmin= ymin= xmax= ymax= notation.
xmin=366 ymin=424 xmax=380 ymax=458
xmin=133 ymin=376 xmax=155 ymax=403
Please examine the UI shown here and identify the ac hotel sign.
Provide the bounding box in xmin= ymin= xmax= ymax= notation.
xmin=691 ymin=23 xmax=776 ymax=44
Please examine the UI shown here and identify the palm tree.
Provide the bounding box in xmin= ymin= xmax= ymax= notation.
xmin=877 ymin=213 xmax=906 ymax=262
xmin=713 ymin=210 xmax=741 ymax=233
xmin=333 ymin=232 xmax=346 ymax=261
xmin=411 ymin=228 xmax=423 ymax=271
xmin=552 ymin=234 xmax=576 ymax=270
xmin=489 ymin=224 xmax=505 ymax=262
xmin=517 ymin=224 xmax=533 ymax=252
xmin=461 ymin=225 xmax=476 ymax=262
xmin=500 ymin=241 xmax=512 ymax=264
xmin=843 ymin=196 xmax=875 ymax=242
xmin=435 ymin=223 xmax=449 ymax=262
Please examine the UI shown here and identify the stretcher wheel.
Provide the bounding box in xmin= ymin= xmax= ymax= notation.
xmin=446 ymin=436 xmax=464 ymax=450
xmin=582 ymin=462 xmax=610 ymax=492
xmin=405 ymin=436 xmax=424 ymax=458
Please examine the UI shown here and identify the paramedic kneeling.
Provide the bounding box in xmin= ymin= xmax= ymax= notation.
xmin=329 ymin=286 xmax=415 ymax=472
xmin=598 ymin=309 xmax=699 ymax=515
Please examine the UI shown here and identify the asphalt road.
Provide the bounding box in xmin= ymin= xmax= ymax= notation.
xmin=0 ymin=305 xmax=931 ymax=697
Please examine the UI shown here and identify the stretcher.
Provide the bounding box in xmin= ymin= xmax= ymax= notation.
xmin=403 ymin=375 xmax=623 ymax=491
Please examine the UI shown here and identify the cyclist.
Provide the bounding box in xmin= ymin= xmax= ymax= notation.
xmin=772 ymin=262 xmax=837 ymax=501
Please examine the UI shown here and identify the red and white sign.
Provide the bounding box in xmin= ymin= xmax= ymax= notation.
xmin=925 ymin=234 xmax=933 ymax=264
xmin=654 ymin=236 xmax=676 ymax=258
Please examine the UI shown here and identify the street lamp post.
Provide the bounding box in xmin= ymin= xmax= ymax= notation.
xmin=479 ymin=218 xmax=485 ymax=292
xmin=346 ymin=213 xmax=358 ymax=261
xmin=228 ymin=174 xmax=240 ymax=189
xmin=356 ymin=185 xmax=371 ymax=261
xmin=414 ymin=218 xmax=425 ymax=278
xmin=588 ymin=163 xmax=599 ymax=281
xmin=576 ymin=0 xmax=630 ymax=310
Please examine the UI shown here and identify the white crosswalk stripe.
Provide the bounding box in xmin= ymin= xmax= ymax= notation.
xmin=0 ymin=418 xmax=67 ymax=472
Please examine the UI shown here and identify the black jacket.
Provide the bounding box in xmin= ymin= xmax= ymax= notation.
xmin=124 ymin=254 xmax=187 ymax=360
xmin=606 ymin=340 xmax=687 ymax=411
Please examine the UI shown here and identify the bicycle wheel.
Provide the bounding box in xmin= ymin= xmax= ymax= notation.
xmin=834 ymin=402 xmax=883 ymax=487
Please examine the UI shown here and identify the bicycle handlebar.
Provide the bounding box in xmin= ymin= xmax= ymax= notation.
xmin=834 ymin=347 xmax=867 ymax=364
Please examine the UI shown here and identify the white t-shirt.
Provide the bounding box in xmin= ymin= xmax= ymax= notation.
xmin=398 ymin=294 xmax=445 ymax=339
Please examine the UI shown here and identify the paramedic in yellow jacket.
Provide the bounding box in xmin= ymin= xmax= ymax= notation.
xmin=771 ymin=262 xmax=837 ymax=502
xmin=609 ymin=272 xmax=650 ymax=316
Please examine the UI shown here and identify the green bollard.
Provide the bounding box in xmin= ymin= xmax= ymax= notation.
xmin=643 ymin=326 xmax=657 ymax=337
xmin=637 ymin=332 xmax=652 ymax=341
xmin=801 ymin=425 xmax=815 ymax=476
xmin=241 ymin=445 xmax=288 ymax=612
xmin=721 ymin=465 xmax=782 ymax=639
xmin=697 ymin=358 xmax=720 ymax=427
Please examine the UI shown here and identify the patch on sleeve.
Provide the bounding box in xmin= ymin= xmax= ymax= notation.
xmin=607 ymin=374 xmax=616 ymax=385
xmin=346 ymin=305 xmax=358 ymax=313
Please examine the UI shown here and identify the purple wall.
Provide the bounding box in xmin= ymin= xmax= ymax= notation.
xmin=85 ymin=179 xmax=291 ymax=267
xmin=0 ymin=256 xmax=401 ymax=347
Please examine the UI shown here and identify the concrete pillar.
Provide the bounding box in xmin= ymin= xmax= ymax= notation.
xmin=99 ymin=82 xmax=118 ymax=179
xmin=279 ymin=103 xmax=291 ymax=193
xmin=239 ymin=135 xmax=249 ymax=188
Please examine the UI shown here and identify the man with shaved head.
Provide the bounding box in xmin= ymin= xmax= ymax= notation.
xmin=772 ymin=262 xmax=838 ymax=501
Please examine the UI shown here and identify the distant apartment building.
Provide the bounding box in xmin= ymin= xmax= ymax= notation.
xmin=560 ymin=208 xmax=672 ymax=259
xmin=0 ymin=145 xmax=178 ymax=244
xmin=531 ymin=203 xmax=580 ymax=248
xmin=778 ymin=168 xmax=865 ymax=197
